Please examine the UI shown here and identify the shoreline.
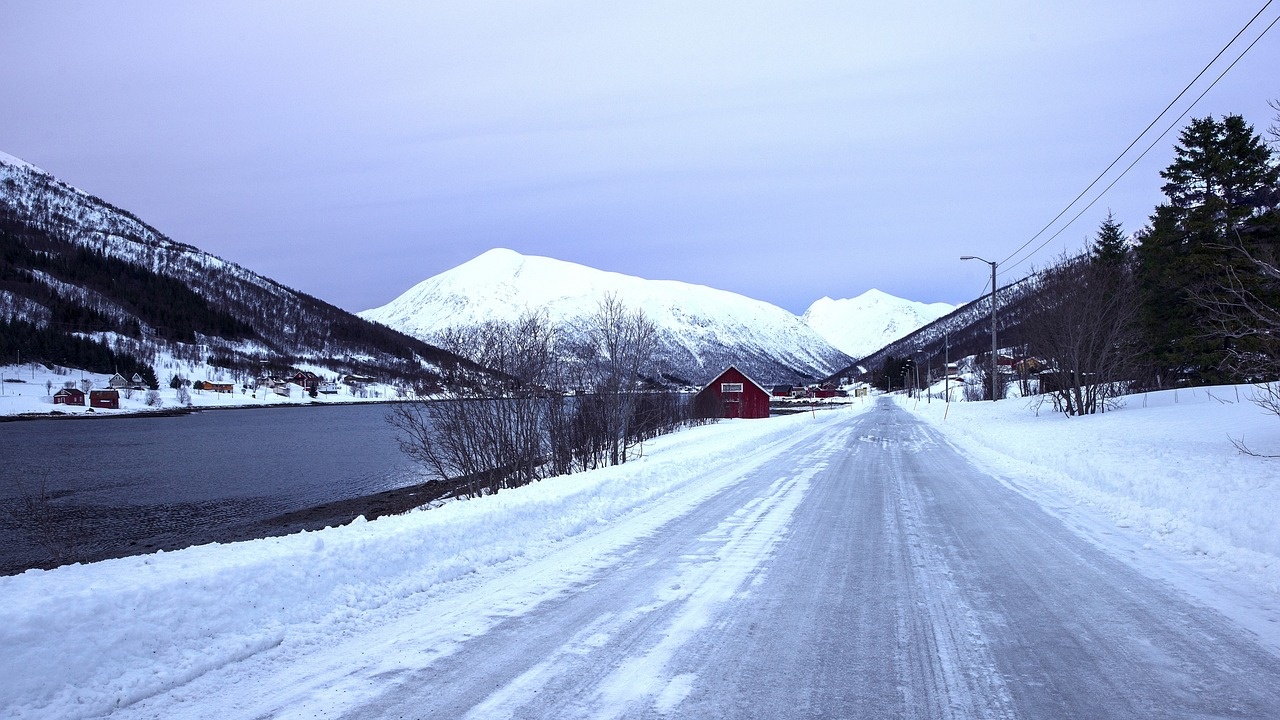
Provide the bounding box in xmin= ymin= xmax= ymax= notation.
xmin=0 ymin=397 xmax=417 ymax=423
xmin=2 ymin=472 xmax=470 ymax=576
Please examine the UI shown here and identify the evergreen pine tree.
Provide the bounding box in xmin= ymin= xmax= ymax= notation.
xmin=1136 ymin=114 xmax=1280 ymax=385
xmin=1091 ymin=211 xmax=1128 ymax=266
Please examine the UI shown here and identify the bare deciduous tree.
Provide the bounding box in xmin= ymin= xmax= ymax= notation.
xmin=389 ymin=301 xmax=690 ymax=498
xmin=5 ymin=470 xmax=79 ymax=568
xmin=576 ymin=293 xmax=660 ymax=465
xmin=1187 ymin=231 xmax=1280 ymax=452
xmin=1025 ymin=252 xmax=1142 ymax=416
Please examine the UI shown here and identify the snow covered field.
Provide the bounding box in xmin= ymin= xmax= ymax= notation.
xmin=897 ymin=385 xmax=1280 ymax=645
xmin=3 ymin=385 xmax=1279 ymax=718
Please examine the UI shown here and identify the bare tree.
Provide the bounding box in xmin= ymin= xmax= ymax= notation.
xmin=1269 ymin=98 xmax=1280 ymax=149
xmin=5 ymin=470 xmax=79 ymax=568
xmin=1187 ymin=231 xmax=1280 ymax=450
xmin=389 ymin=310 xmax=560 ymax=496
xmin=575 ymin=293 xmax=660 ymax=466
xmin=390 ymin=301 xmax=690 ymax=497
xmin=1024 ymin=252 xmax=1142 ymax=416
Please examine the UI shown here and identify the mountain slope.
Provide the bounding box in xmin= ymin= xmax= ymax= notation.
xmin=360 ymin=249 xmax=851 ymax=384
xmin=802 ymin=290 xmax=954 ymax=359
xmin=0 ymin=151 xmax=478 ymax=387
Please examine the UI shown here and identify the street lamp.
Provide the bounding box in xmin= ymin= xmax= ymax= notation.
xmin=961 ymin=255 xmax=998 ymax=401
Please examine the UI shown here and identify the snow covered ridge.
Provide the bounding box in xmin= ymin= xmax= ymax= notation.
xmin=1 ymin=151 xmax=468 ymax=385
xmin=360 ymin=248 xmax=853 ymax=384
xmin=802 ymin=290 xmax=954 ymax=359
xmin=898 ymin=385 xmax=1280 ymax=601
xmin=0 ymin=408 xmax=861 ymax=720
xmin=1 ymin=152 xmax=217 ymax=271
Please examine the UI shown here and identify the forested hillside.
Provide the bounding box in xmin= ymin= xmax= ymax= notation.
xmin=0 ymin=153 xmax=485 ymax=389
xmin=839 ymin=108 xmax=1280 ymax=413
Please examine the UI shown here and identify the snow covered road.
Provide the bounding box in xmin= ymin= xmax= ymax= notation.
xmin=7 ymin=398 xmax=1280 ymax=718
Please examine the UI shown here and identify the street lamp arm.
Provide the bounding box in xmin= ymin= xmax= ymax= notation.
xmin=960 ymin=253 xmax=999 ymax=401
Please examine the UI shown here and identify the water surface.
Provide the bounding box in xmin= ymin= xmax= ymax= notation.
xmin=0 ymin=404 xmax=426 ymax=573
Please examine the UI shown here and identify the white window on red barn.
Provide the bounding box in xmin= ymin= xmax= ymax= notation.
xmin=721 ymin=382 xmax=743 ymax=393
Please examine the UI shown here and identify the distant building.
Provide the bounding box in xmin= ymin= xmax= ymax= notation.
xmin=810 ymin=383 xmax=840 ymax=399
xmin=694 ymin=366 xmax=771 ymax=420
xmin=291 ymin=371 xmax=321 ymax=392
xmin=52 ymin=387 xmax=85 ymax=406
xmin=89 ymin=389 xmax=120 ymax=409
xmin=108 ymin=373 xmax=130 ymax=389
xmin=206 ymin=381 xmax=234 ymax=393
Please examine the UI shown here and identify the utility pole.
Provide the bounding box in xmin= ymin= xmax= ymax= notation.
xmin=961 ymin=256 xmax=998 ymax=401
xmin=944 ymin=330 xmax=949 ymax=404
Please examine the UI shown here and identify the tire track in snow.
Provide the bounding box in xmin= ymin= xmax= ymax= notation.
xmin=886 ymin=421 xmax=1018 ymax=720
xmin=464 ymin=428 xmax=855 ymax=719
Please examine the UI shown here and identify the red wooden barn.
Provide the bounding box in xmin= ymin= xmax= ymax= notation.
xmin=52 ymin=387 xmax=85 ymax=406
xmin=89 ymin=389 xmax=120 ymax=409
xmin=695 ymin=366 xmax=771 ymax=419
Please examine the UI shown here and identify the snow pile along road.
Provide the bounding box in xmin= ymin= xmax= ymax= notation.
xmin=0 ymin=408 xmax=862 ymax=719
xmin=898 ymin=385 xmax=1280 ymax=600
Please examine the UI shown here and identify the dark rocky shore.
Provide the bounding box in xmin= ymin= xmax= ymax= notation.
xmin=1 ymin=475 xmax=474 ymax=576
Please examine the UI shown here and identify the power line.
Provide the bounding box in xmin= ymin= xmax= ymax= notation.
xmin=995 ymin=0 xmax=1277 ymax=276
xmin=1001 ymin=10 xmax=1280 ymax=277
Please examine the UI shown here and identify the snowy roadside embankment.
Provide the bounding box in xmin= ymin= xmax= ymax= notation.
xmin=897 ymin=386 xmax=1280 ymax=599
xmin=0 ymin=407 xmax=862 ymax=719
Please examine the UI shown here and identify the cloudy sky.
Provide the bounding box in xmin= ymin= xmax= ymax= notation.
xmin=2 ymin=2 xmax=1278 ymax=315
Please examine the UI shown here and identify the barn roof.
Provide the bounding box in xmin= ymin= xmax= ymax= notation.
xmin=697 ymin=365 xmax=770 ymax=397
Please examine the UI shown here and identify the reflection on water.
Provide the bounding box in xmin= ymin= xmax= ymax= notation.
xmin=0 ymin=404 xmax=427 ymax=573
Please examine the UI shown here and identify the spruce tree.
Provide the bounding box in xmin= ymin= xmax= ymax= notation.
xmin=1136 ymin=114 xmax=1279 ymax=385
xmin=1091 ymin=211 xmax=1128 ymax=266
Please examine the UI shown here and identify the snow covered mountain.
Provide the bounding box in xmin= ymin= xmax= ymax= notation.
xmin=802 ymin=290 xmax=955 ymax=360
xmin=360 ymin=249 xmax=852 ymax=384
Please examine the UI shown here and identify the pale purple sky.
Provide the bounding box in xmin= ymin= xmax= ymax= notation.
xmin=2 ymin=2 xmax=1277 ymax=314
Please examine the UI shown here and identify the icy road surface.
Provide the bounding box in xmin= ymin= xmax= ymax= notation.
xmin=93 ymin=401 xmax=1280 ymax=717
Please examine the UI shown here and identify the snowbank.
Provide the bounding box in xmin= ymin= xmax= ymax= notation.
xmin=896 ymin=386 xmax=1280 ymax=597
xmin=0 ymin=408 xmax=859 ymax=719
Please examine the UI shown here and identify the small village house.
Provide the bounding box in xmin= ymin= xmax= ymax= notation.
xmin=206 ymin=381 xmax=234 ymax=393
xmin=108 ymin=373 xmax=130 ymax=389
xmin=810 ymin=383 xmax=840 ymax=399
xmin=291 ymin=371 xmax=321 ymax=392
xmin=52 ymin=387 xmax=85 ymax=406
xmin=694 ymin=366 xmax=771 ymax=420
xmin=89 ymin=389 xmax=120 ymax=409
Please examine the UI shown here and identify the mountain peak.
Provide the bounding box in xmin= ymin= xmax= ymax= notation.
xmin=361 ymin=250 xmax=851 ymax=383
xmin=802 ymin=290 xmax=954 ymax=359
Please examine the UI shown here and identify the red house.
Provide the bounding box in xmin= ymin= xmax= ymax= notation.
xmin=291 ymin=371 xmax=321 ymax=392
xmin=89 ymin=389 xmax=120 ymax=409
xmin=52 ymin=387 xmax=85 ymax=406
xmin=694 ymin=366 xmax=771 ymax=419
